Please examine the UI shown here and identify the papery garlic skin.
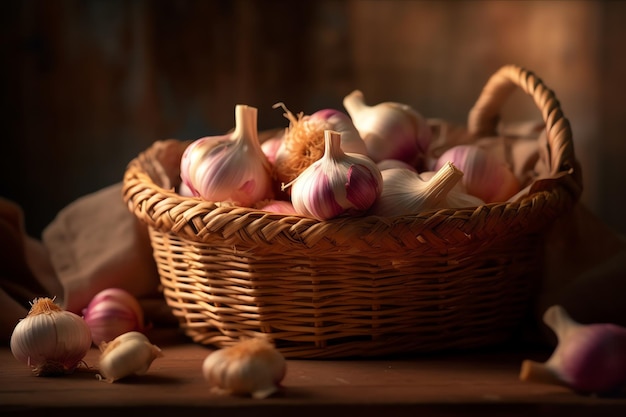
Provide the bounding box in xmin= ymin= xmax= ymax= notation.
xmin=83 ymin=288 xmax=145 ymax=346
xmin=202 ymin=337 xmax=287 ymax=399
xmin=288 ymin=130 xmax=383 ymax=220
xmin=343 ymin=90 xmax=431 ymax=166
xmin=434 ymin=145 xmax=520 ymax=203
xmin=272 ymin=104 xmax=368 ymax=185
xmin=98 ymin=331 xmax=162 ymax=383
xmin=520 ymin=305 xmax=626 ymax=394
xmin=180 ymin=104 xmax=273 ymax=207
xmin=377 ymin=159 xmax=418 ymax=172
xmin=369 ymin=163 xmax=479 ymax=217
xmin=10 ymin=298 xmax=92 ymax=376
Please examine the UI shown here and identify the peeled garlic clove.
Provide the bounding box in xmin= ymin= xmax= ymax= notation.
xmin=288 ymin=130 xmax=382 ymax=220
xmin=82 ymin=288 xmax=145 ymax=346
xmin=343 ymin=90 xmax=431 ymax=166
xmin=434 ymin=145 xmax=520 ymax=203
xmin=10 ymin=297 xmax=92 ymax=376
xmin=98 ymin=331 xmax=162 ymax=383
xmin=520 ymin=305 xmax=626 ymax=395
xmin=202 ymin=337 xmax=286 ymax=399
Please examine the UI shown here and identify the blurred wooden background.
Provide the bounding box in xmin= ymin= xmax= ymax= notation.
xmin=2 ymin=0 xmax=625 ymax=237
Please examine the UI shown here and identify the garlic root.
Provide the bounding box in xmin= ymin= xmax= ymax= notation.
xmin=519 ymin=359 xmax=567 ymax=387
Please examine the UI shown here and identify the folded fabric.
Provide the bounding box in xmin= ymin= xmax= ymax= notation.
xmin=42 ymin=182 xmax=161 ymax=314
xmin=0 ymin=197 xmax=61 ymax=342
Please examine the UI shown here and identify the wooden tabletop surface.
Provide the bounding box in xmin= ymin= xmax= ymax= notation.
xmin=2 ymin=328 xmax=625 ymax=417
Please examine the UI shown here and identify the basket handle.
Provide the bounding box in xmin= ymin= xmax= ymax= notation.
xmin=467 ymin=65 xmax=582 ymax=190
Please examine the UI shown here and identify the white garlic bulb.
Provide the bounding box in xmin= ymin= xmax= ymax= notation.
xmin=202 ymin=337 xmax=286 ymax=399
xmin=10 ymin=297 xmax=93 ymax=376
xmin=98 ymin=331 xmax=162 ymax=383
xmin=343 ymin=90 xmax=432 ymax=166
xmin=368 ymin=163 xmax=483 ymax=217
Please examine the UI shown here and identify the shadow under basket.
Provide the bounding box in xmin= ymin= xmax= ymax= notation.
xmin=123 ymin=65 xmax=582 ymax=358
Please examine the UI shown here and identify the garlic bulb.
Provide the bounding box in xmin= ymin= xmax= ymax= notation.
xmin=377 ymin=159 xmax=418 ymax=172
xmin=368 ymin=163 xmax=482 ymax=217
xmin=434 ymin=145 xmax=520 ymax=203
xmin=202 ymin=337 xmax=286 ymax=399
xmin=260 ymin=134 xmax=284 ymax=165
xmin=254 ymin=199 xmax=298 ymax=215
xmin=520 ymin=305 xmax=626 ymax=395
xmin=98 ymin=331 xmax=162 ymax=383
xmin=343 ymin=90 xmax=432 ymax=166
xmin=288 ymin=130 xmax=382 ymax=220
xmin=10 ymin=297 xmax=92 ymax=376
xmin=83 ymin=288 xmax=145 ymax=346
xmin=272 ymin=103 xmax=368 ymax=185
xmin=180 ymin=104 xmax=273 ymax=206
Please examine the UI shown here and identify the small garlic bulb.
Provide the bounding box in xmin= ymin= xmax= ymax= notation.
xmin=368 ymin=163 xmax=483 ymax=217
xmin=98 ymin=331 xmax=162 ymax=383
xmin=288 ymin=130 xmax=383 ymax=220
xmin=180 ymin=104 xmax=274 ymax=207
xmin=272 ymin=104 xmax=368 ymax=185
xmin=10 ymin=297 xmax=93 ymax=376
xmin=343 ymin=90 xmax=432 ymax=167
xmin=202 ymin=337 xmax=286 ymax=399
xmin=83 ymin=288 xmax=145 ymax=346
xmin=434 ymin=145 xmax=520 ymax=203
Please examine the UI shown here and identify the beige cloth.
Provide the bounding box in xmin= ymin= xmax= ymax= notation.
xmin=41 ymin=183 xmax=161 ymax=314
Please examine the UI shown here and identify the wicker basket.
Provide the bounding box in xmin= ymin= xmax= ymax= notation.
xmin=123 ymin=65 xmax=582 ymax=358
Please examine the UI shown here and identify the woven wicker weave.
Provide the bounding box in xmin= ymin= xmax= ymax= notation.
xmin=123 ymin=65 xmax=582 ymax=358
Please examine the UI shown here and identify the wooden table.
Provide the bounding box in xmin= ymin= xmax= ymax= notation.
xmin=2 ymin=328 xmax=625 ymax=417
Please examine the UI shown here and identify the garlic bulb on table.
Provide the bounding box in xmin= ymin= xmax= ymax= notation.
xmin=10 ymin=297 xmax=92 ymax=376
xmin=83 ymin=288 xmax=145 ymax=346
xmin=202 ymin=337 xmax=287 ymax=399
xmin=520 ymin=305 xmax=626 ymax=395
xmin=343 ymin=90 xmax=432 ymax=167
xmin=272 ymin=103 xmax=368 ymax=185
xmin=287 ymin=130 xmax=382 ymax=220
xmin=368 ymin=163 xmax=483 ymax=217
xmin=180 ymin=104 xmax=273 ymax=207
xmin=98 ymin=331 xmax=162 ymax=383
